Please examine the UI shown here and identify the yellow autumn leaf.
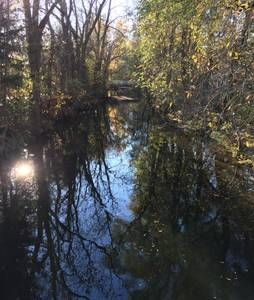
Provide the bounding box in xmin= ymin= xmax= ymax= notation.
xmin=229 ymin=51 xmax=239 ymax=60
xmin=186 ymin=91 xmax=192 ymax=98
xmin=192 ymin=55 xmax=198 ymax=63
xmin=234 ymin=52 xmax=239 ymax=59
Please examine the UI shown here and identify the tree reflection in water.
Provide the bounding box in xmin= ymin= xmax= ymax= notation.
xmin=0 ymin=102 xmax=254 ymax=299
xmin=113 ymin=124 xmax=254 ymax=300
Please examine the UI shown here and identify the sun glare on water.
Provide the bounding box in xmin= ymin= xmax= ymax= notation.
xmin=12 ymin=161 xmax=35 ymax=181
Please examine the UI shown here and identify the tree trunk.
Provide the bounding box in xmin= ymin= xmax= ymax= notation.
xmin=28 ymin=29 xmax=43 ymax=133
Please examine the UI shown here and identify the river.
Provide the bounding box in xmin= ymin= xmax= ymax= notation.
xmin=0 ymin=100 xmax=254 ymax=300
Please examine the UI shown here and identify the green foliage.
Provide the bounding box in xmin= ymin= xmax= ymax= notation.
xmin=65 ymin=79 xmax=86 ymax=98
xmin=136 ymin=0 xmax=254 ymax=114
xmin=135 ymin=0 xmax=254 ymax=154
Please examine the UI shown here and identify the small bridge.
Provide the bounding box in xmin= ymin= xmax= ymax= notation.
xmin=107 ymin=80 xmax=139 ymax=102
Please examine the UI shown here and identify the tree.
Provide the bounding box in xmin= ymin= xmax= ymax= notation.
xmin=22 ymin=0 xmax=59 ymax=132
xmin=0 ymin=0 xmax=23 ymax=107
xmin=136 ymin=0 xmax=254 ymax=113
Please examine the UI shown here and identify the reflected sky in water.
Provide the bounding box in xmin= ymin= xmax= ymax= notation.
xmin=0 ymin=102 xmax=254 ymax=300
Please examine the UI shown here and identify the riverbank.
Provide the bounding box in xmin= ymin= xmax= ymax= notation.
xmin=161 ymin=110 xmax=254 ymax=168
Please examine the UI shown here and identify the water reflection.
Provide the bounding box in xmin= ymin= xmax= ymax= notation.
xmin=112 ymin=125 xmax=254 ymax=300
xmin=11 ymin=160 xmax=35 ymax=180
xmin=0 ymin=102 xmax=254 ymax=299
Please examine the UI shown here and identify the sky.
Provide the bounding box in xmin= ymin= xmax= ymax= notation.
xmin=111 ymin=0 xmax=137 ymax=19
xmin=10 ymin=0 xmax=137 ymax=30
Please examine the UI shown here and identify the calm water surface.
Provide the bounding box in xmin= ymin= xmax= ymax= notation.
xmin=1 ymin=102 xmax=254 ymax=299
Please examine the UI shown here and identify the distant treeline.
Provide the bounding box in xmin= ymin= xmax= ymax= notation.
xmin=0 ymin=0 xmax=130 ymax=132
